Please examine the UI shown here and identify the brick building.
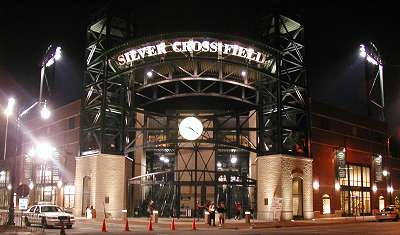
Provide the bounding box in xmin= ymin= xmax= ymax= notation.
xmin=0 ymin=100 xmax=80 ymax=210
xmin=311 ymin=100 xmax=398 ymax=217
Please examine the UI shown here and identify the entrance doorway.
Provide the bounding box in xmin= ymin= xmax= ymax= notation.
xmin=82 ymin=176 xmax=91 ymax=215
xmin=379 ymin=196 xmax=385 ymax=211
xmin=292 ymin=177 xmax=303 ymax=218
xmin=322 ymin=194 xmax=331 ymax=214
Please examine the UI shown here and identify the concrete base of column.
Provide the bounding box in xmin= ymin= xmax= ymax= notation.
xmin=74 ymin=154 xmax=132 ymax=218
xmin=256 ymin=154 xmax=313 ymax=221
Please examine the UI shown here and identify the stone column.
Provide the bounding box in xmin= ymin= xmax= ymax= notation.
xmin=248 ymin=110 xmax=257 ymax=207
xmin=133 ymin=112 xmax=145 ymax=209
xmin=256 ymin=154 xmax=313 ymax=221
xmin=74 ymin=154 xmax=132 ymax=218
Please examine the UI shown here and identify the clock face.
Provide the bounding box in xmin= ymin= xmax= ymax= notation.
xmin=178 ymin=117 xmax=203 ymax=140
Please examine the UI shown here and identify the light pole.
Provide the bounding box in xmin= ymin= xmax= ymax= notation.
xmin=359 ymin=43 xmax=385 ymax=121
xmin=5 ymin=45 xmax=60 ymax=225
xmin=3 ymin=98 xmax=15 ymax=161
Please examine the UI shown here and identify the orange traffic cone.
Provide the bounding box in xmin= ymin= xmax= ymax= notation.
xmin=101 ymin=218 xmax=107 ymax=232
xmin=124 ymin=219 xmax=130 ymax=231
xmin=147 ymin=218 xmax=153 ymax=231
xmin=192 ymin=218 xmax=197 ymax=230
xmin=60 ymin=220 xmax=66 ymax=235
xmin=170 ymin=218 xmax=176 ymax=230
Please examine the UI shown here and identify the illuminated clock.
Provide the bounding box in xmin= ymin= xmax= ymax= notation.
xmin=178 ymin=117 xmax=203 ymax=140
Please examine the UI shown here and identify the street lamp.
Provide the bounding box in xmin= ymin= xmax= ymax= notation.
xmin=3 ymin=98 xmax=15 ymax=161
xmin=6 ymin=44 xmax=60 ymax=225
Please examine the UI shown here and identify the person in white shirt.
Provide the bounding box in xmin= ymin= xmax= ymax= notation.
xmin=86 ymin=206 xmax=92 ymax=219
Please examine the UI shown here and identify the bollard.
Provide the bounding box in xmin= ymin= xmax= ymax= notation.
xmin=153 ymin=210 xmax=158 ymax=223
xmin=204 ymin=211 xmax=210 ymax=225
xmin=245 ymin=211 xmax=251 ymax=224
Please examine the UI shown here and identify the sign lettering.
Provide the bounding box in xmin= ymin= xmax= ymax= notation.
xmin=116 ymin=40 xmax=271 ymax=66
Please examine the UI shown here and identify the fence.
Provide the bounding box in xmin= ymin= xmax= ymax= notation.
xmin=0 ymin=210 xmax=43 ymax=232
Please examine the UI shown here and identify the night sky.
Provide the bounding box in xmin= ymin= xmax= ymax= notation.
xmin=1 ymin=1 xmax=399 ymax=153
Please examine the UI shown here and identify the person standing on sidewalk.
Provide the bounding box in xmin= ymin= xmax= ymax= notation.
xmin=86 ymin=206 xmax=92 ymax=219
xmin=217 ymin=201 xmax=226 ymax=227
xmin=209 ymin=202 xmax=216 ymax=226
xmin=234 ymin=201 xmax=241 ymax=220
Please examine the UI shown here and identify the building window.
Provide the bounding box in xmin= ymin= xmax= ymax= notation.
xmin=0 ymin=170 xmax=10 ymax=208
xmin=64 ymin=185 xmax=75 ymax=208
xmin=339 ymin=164 xmax=371 ymax=215
xmin=322 ymin=194 xmax=331 ymax=214
xmin=68 ymin=117 xmax=75 ymax=129
xmin=379 ymin=196 xmax=385 ymax=211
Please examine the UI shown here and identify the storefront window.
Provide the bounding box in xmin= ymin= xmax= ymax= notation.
xmin=64 ymin=185 xmax=75 ymax=208
xmin=339 ymin=164 xmax=371 ymax=215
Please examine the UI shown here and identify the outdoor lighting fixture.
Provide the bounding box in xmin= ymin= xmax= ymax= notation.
xmin=40 ymin=103 xmax=51 ymax=119
xmin=178 ymin=116 xmax=203 ymax=140
xmin=4 ymin=98 xmax=15 ymax=117
xmin=57 ymin=180 xmax=63 ymax=188
xmin=372 ymin=185 xmax=378 ymax=193
xmin=387 ymin=186 xmax=394 ymax=193
xmin=54 ymin=47 xmax=62 ymax=61
xmin=159 ymin=156 xmax=169 ymax=163
xmin=230 ymin=156 xmax=238 ymax=164
xmin=335 ymin=182 xmax=341 ymax=191
xmin=29 ymin=182 xmax=34 ymax=190
xmin=146 ymin=71 xmax=153 ymax=78
xmin=382 ymin=170 xmax=388 ymax=177
xmin=216 ymin=162 xmax=222 ymax=168
xmin=313 ymin=180 xmax=320 ymax=190
xmin=7 ymin=184 xmax=12 ymax=190
xmin=36 ymin=142 xmax=55 ymax=160
xmin=359 ymin=44 xmax=366 ymax=58
xmin=241 ymin=70 xmax=247 ymax=76
xmin=45 ymin=46 xmax=62 ymax=67
xmin=28 ymin=147 xmax=36 ymax=157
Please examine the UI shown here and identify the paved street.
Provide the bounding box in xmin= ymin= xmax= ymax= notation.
xmin=19 ymin=220 xmax=400 ymax=235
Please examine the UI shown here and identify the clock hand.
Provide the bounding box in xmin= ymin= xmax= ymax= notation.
xmin=186 ymin=126 xmax=199 ymax=135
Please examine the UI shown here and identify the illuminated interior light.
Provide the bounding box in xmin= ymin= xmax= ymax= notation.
xmin=372 ymin=185 xmax=377 ymax=193
xmin=313 ymin=180 xmax=319 ymax=190
xmin=335 ymin=182 xmax=341 ymax=191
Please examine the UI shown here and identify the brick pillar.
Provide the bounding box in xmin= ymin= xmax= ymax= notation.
xmin=256 ymin=155 xmax=313 ymax=221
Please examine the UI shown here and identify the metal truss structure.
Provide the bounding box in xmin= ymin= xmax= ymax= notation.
xmin=258 ymin=14 xmax=309 ymax=156
xmin=361 ymin=42 xmax=385 ymax=121
xmin=80 ymin=8 xmax=309 ymax=216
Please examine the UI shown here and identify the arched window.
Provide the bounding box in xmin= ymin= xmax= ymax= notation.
xmin=379 ymin=196 xmax=385 ymax=212
xmin=322 ymin=194 xmax=331 ymax=214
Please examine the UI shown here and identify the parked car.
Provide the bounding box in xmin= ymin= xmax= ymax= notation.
xmin=375 ymin=205 xmax=399 ymax=222
xmin=23 ymin=203 xmax=75 ymax=228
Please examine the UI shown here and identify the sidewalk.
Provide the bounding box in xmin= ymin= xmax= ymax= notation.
xmin=76 ymin=215 xmax=379 ymax=230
